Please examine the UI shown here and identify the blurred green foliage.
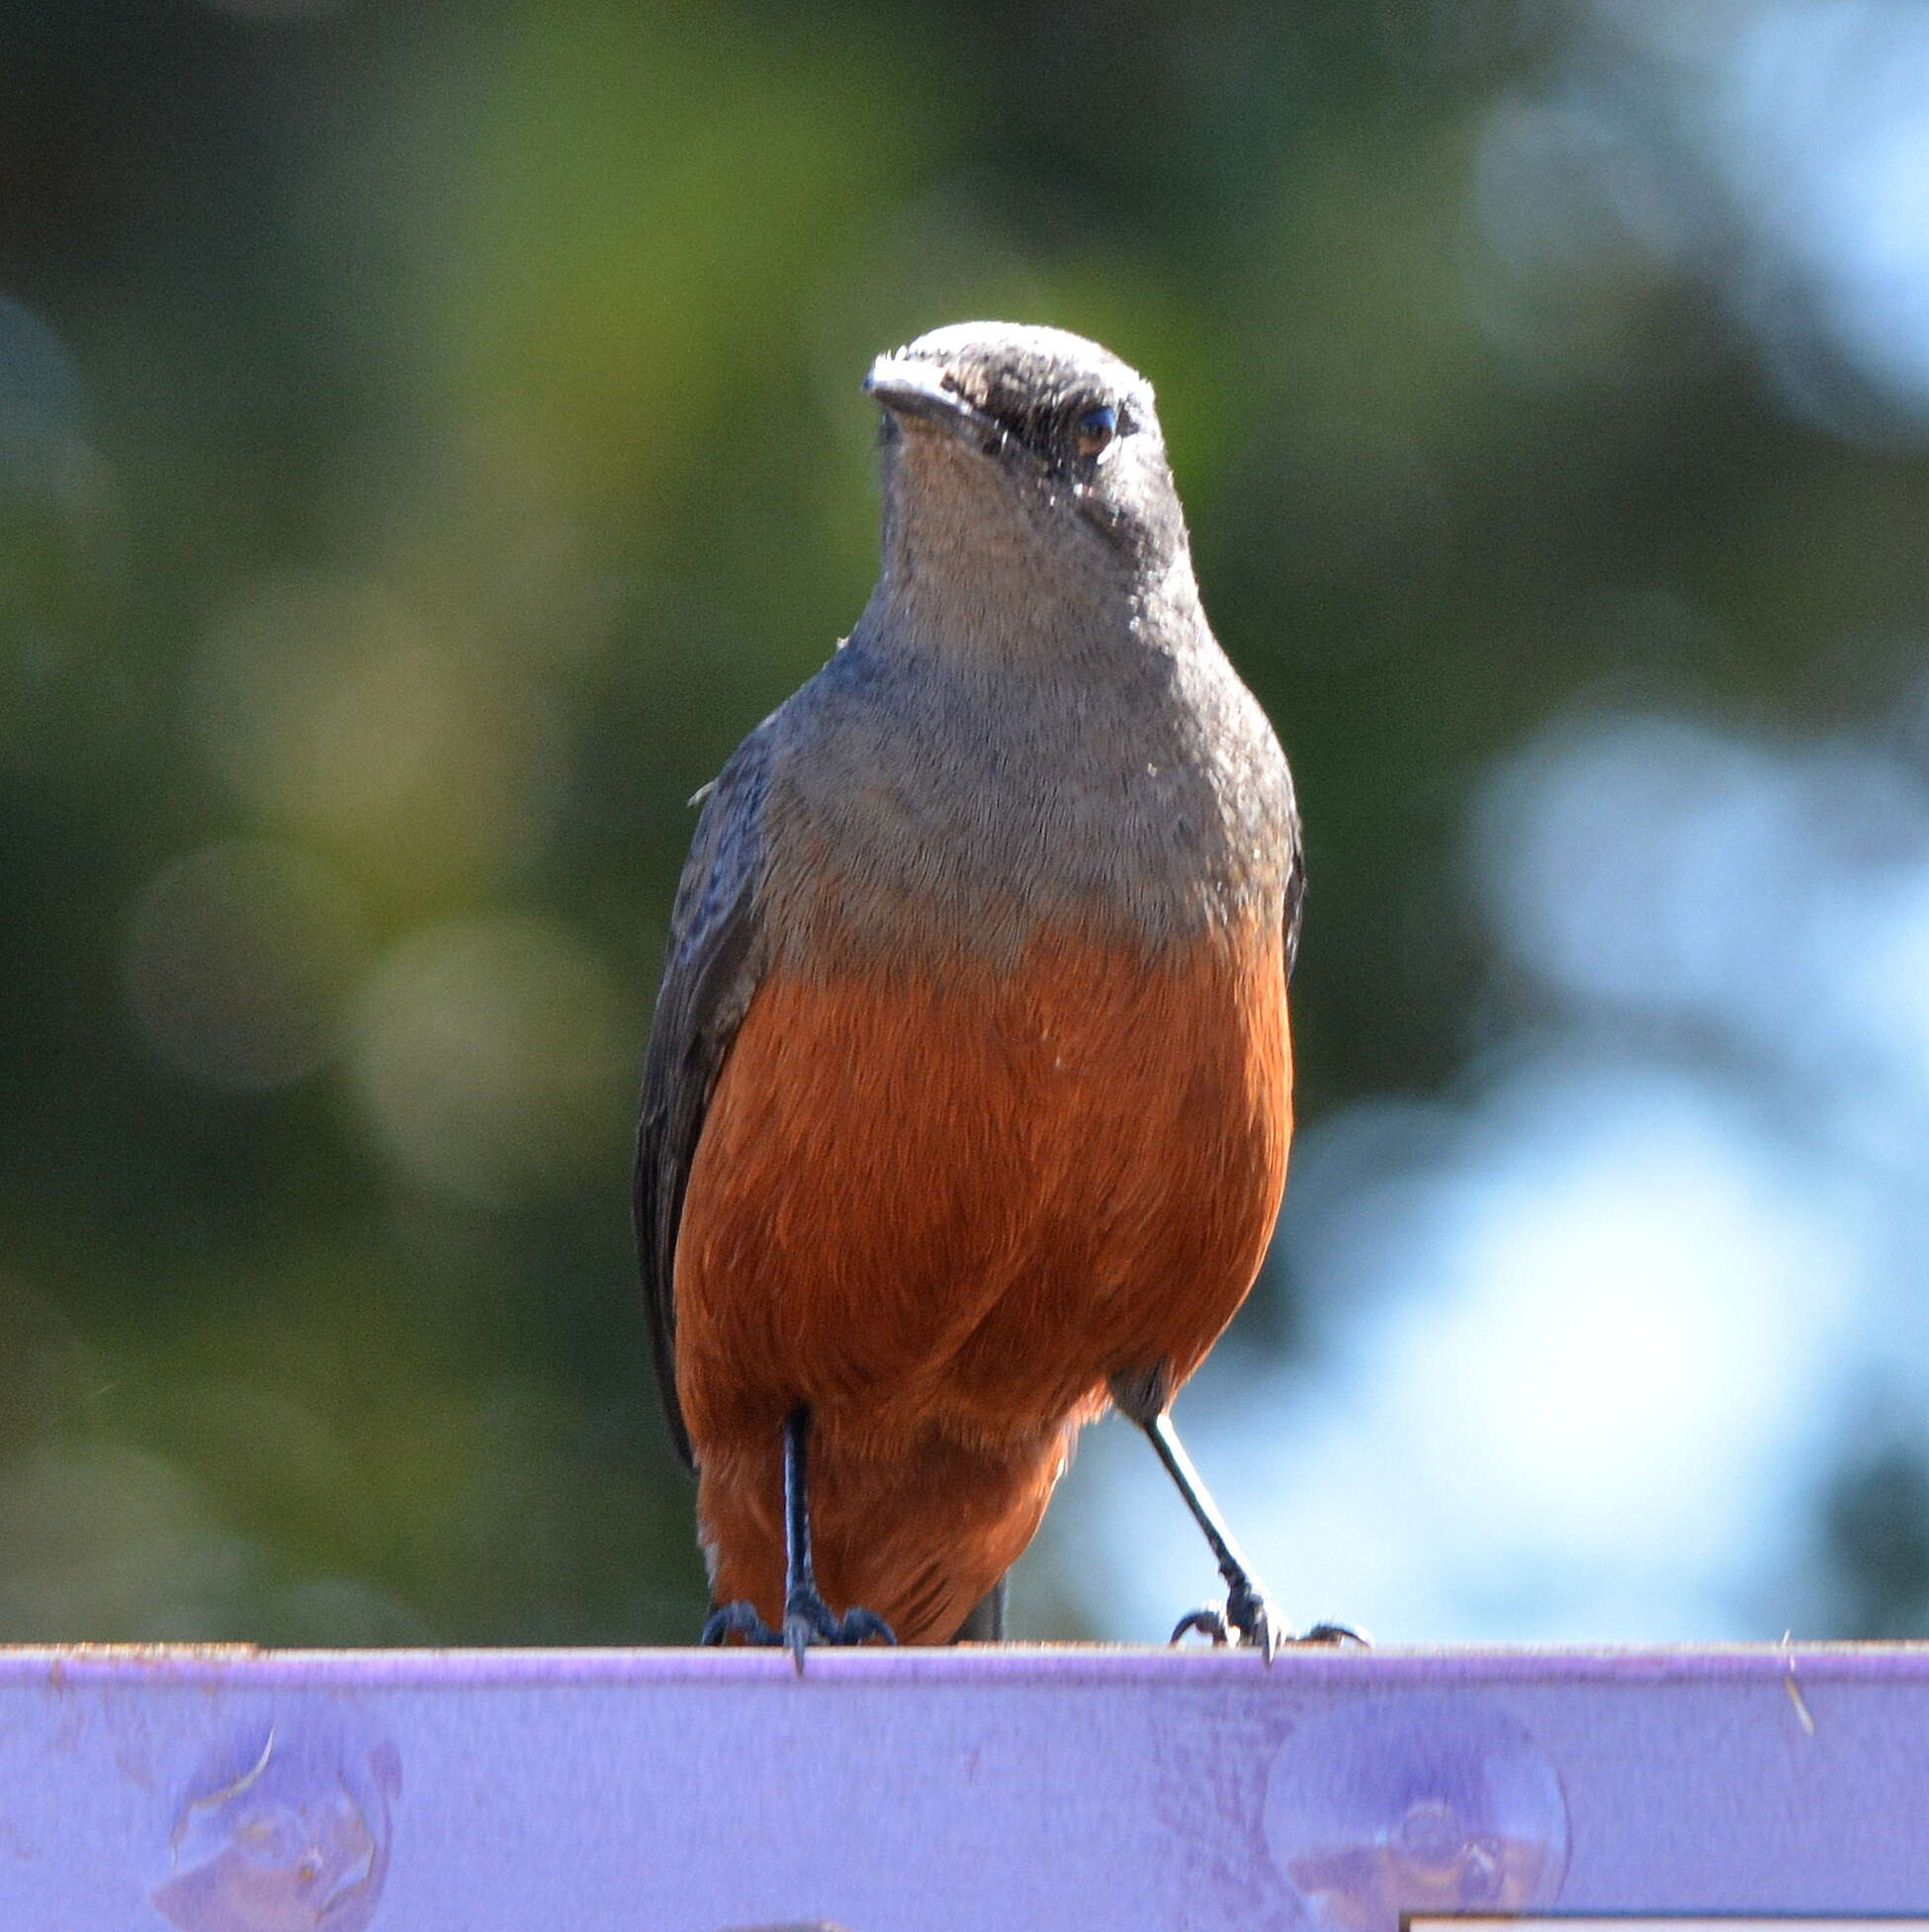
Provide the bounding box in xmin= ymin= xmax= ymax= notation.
xmin=2 ymin=0 xmax=1926 ymax=1644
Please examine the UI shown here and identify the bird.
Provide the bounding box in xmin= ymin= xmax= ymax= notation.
xmin=636 ymin=320 xmax=1343 ymax=1664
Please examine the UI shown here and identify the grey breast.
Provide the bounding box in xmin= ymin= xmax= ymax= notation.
xmin=754 ymin=625 xmax=1296 ymax=971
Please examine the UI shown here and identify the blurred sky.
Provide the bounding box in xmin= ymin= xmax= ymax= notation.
xmin=3 ymin=0 xmax=1929 ymax=1648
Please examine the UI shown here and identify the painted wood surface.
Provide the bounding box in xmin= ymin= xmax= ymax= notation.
xmin=2 ymin=1644 xmax=1923 ymax=1930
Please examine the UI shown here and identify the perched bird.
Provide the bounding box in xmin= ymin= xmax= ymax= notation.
xmin=637 ymin=321 xmax=1340 ymax=1662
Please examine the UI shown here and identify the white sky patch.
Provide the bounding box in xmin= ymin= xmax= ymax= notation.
xmin=1388 ymin=1067 xmax=1849 ymax=1549
xmin=1483 ymin=0 xmax=1929 ymax=433
xmin=1711 ymin=0 xmax=1929 ymax=416
xmin=1832 ymin=860 xmax=1929 ymax=1089
xmin=1476 ymin=713 xmax=1929 ymax=1079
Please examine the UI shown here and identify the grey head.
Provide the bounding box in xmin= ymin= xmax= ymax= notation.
xmin=862 ymin=322 xmax=1197 ymax=653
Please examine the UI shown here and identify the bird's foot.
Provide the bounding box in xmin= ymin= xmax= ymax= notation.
xmin=699 ymin=1592 xmax=896 ymax=1672
xmin=1171 ymin=1578 xmax=1278 ymax=1659
xmin=779 ymin=1587 xmax=895 ymax=1672
xmin=1170 ymin=1579 xmax=1368 ymax=1662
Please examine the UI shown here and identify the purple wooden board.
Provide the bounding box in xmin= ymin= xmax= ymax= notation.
xmin=1 ymin=1645 xmax=1926 ymax=1931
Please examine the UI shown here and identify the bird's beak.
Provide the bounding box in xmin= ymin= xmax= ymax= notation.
xmin=864 ymin=353 xmax=1053 ymax=480
xmin=863 ymin=355 xmax=986 ymax=439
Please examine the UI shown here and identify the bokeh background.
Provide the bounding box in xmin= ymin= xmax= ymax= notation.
xmin=5 ymin=0 xmax=1929 ymax=1647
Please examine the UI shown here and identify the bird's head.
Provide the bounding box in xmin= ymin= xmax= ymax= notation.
xmin=865 ymin=322 xmax=1190 ymax=622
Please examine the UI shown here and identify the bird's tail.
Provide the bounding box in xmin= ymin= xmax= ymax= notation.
xmin=951 ymin=1576 xmax=1008 ymax=1641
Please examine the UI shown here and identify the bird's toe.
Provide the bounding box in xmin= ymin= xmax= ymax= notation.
xmin=700 ymin=1600 xmax=783 ymax=1647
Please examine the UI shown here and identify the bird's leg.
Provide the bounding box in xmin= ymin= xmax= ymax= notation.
xmin=775 ymin=1408 xmax=896 ymax=1667
xmin=699 ymin=1409 xmax=896 ymax=1670
xmin=1132 ymin=1405 xmax=1364 ymax=1661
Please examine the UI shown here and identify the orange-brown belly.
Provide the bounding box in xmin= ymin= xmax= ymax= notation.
xmin=675 ymin=915 xmax=1291 ymax=1640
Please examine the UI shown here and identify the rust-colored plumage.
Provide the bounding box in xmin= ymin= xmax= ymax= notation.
xmin=675 ymin=920 xmax=1289 ymax=1642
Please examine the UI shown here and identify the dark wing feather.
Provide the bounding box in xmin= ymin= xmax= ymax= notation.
xmin=1283 ymin=785 xmax=1306 ymax=980
xmin=634 ymin=728 xmax=773 ymax=1469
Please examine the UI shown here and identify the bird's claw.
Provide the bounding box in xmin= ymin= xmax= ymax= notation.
xmin=782 ymin=1592 xmax=895 ymax=1671
xmin=701 ymin=1592 xmax=896 ymax=1671
xmin=1170 ymin=1581 xmax=1367 ymax=1661
xmin=1297 ymin=1620 xmax=1370 ymax=1646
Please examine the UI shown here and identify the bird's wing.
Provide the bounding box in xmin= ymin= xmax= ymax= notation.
xmin=634 ymin=726 xmax=774 ymax=1470
xmin=1283 ymin=791 xmax=1306 ymax=981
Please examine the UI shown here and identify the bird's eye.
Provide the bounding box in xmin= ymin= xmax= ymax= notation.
xmin=1072 ymin=403 xmax=1117 ymax=459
